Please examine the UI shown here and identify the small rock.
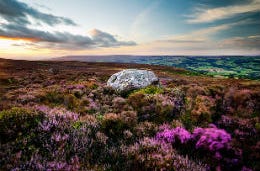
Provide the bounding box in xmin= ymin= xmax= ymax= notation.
xmin=48 ymin=68 xmax=59 ymax=75
xmin=107 ymin=69 xmax=159 ymax=93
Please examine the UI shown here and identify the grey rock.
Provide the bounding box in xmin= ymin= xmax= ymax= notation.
xmin=107 ymin=69 xmax=159 ymax=93
xmin=48 ymin=68 xmax=59 ymax=75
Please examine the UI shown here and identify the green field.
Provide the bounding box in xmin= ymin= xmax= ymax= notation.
xmin=125 ymin=56 xmax=260 ymax=80
xmin=59 ymin=56 xmax=260 ymax=80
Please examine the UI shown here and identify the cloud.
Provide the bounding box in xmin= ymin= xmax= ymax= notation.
xmin=159 ymin=19 xmax=253 ymax=43
xmin=140 ymin=26 xmax=226 ymax=53
xmin=0 ymin=24 xmax=135 ymax=49
xmin=0 ymin=0 xmax=136 ymax=50
xmin=0 ymin=0 xmax=76 ymax=26
xmin=0 ymin=23 xmax=135 ymax=49
xmin=158 ymin=24 xmax=231 ymax=44
xmin=90 ymin=29 xmax=136 ymax=47
xmin=187 ymin=0 xmax=260 ymax=23
xmin=0 ymin=23 xmax=93 ymax=47
xmin=220 ymin=35 xmax=260 ymax=49
xmin=84 ymin=21 xmax=260 ymax=55
xmin=139 ymin=20 xmax=260 ymax=55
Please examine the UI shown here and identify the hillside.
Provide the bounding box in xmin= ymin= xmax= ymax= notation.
xmin=0 ymin=58 xmax=259 ymax=170
xmin=53 ymin=55 xmax=260 ymax=80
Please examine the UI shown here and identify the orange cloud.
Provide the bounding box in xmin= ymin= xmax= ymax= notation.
xmin=0 ymin=36 xmax=39 ymax=42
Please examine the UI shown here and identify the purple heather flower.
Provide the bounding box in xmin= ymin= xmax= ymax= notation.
xmin=18 ymin=94 xmax=35 ymax=101
xmin=39 ymin=120 xmax=52 ymax=131
xmin=36 ymin=105 xmax=49 ymax=114
xmin=158 ymin=123 xmax=172 ymax=131
xmin=214 ymin=152 xmax=222 ymax=160
xmin=75 ymin=84 xmax=85 ymax=89
xmin=47 ymin=161 xmax=68 ymax=170
xmin=193 ymin=126 xmax=232 ymax=153
xmin=160 ymin=79 xmax=168 ymax=86
xmin=231 ymin=158 xmax=239 ymax=165
xmin=156 ymin=126 xmax=191 ymax=144
xmin=156 ymin=128 xmax=175 ymax=143
xmin=241 ymin=166 xmax=253 ymax=171
xmin=208 ymin=123 xmax=217 ymax=128
xmin=67 ymin=85 xmax=74 ymax=90
xmin=67 ymin=84 xmax=85 ymax=90
xmin=35 ymin=105 xmax=79 ymax=121
xmin=51 ymin=132 xmax=69 ymax=142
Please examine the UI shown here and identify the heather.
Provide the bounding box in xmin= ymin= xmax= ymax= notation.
xmin=0 ymin=59 xmax=259 ymax=170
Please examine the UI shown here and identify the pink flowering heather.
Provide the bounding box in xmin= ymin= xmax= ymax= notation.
xmin=17 ymin=94 xmax=36 ymax=103
xmin=35 ymin=105 xmax=79 ymax=121
xmin=124 ymin=137 xmax=175 ymax=170
xmin=47 ymin=161 xmax=68 ymax=171
xmin=39 ymin=120 xmax=52 ymax=131
xmin=160 ymin=79 xmax=168 ymax=86
xmin=35 ymin=105 xmax=79 ymax=136
xmin=156 ymin=125 xmax=191 ymax=144
xmin=158 ymin=123 xmax=172 ymax=131
xmin=46 ymin=156 xmax=80 ymax=171
xmin=66 ymin=84 xmax=85 ymax=90
xmin=51 ymin=132 xmax=69 ymax=142
xmin=192 ymin=125 xmax=232 ymax=153
xmin=124 ymin=137 xmax=207 ymax=171
xmin=241 ymin=166 xmax=253 ymax=171
xmin=88 ymin=98 xmax=98 ymax=110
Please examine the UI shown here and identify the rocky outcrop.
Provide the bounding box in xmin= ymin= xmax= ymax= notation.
xmin=107 ymin=69 xmax=159 ymax=93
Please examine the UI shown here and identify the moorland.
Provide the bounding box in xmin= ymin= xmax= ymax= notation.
xmin=0 ymin=58 xmax=259 ymax=170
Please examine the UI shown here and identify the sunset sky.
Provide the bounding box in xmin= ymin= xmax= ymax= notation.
xmin=0 ymin=0 xmax=260 ymax=59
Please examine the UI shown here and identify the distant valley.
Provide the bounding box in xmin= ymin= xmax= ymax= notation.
xmin=53 ymin=56 xmax=260 ymax=80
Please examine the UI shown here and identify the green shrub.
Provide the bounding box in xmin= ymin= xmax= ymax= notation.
xmin=154 ymin=94 xmax=174 ymax=123
xmin=112 ymin=97 xmax=132 ymax=113
xmin=185 ymin=95 xmax=215 ymax=126
xmin=44 ymin=90 xmax=64 ymax=104
xmin=120 ymin=111 xmax=138 ymax=128
xmin=72 ymin=121 xmax=83 ymax=129
xmin=64 ymin=94 xmax=79 ymax=110
xmin=255 ymin=122 xmax=260 ymax=132
xmin=224 ymin=88 xmax=258 ymax=117
xmin=101 ymin=111 xmax=137 ymax=138
xmin=133 ymin=85 xmax=163 ymax=95
xmin=128 ymin=92 xmax=175 ymax=123
xmin=180 ymin=112 xmax=193 ymax=130
xmin=101 ymin=113 xmax=123 ymax=137
xmin=0 ymin=107 xmax=43 ymax=143
xmin=72 ymin=89 xmax=84 ymax=98
xmin=134 ymin=121 xmax=158 ymax=138
xmin=127 ymin=92 xmax=149 ymax=114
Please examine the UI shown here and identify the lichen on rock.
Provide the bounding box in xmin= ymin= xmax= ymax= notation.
xmin=107 ymin=69 xmax=159 ymax=93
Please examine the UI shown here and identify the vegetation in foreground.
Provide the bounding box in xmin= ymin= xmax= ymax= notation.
xmin=0 ymin=58 xmax=259 ymax=171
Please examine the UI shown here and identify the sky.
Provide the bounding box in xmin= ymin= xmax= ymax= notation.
xmin=0 ymin=0 xmax=260 ymax=59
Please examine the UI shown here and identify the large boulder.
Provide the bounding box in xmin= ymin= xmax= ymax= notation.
xmin=107 ymin=69 xmax=159 ymax=93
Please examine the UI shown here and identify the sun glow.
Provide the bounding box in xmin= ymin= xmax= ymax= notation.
xmin=0 ymin=38 xmax=16 ymax=50
xmin=0 ymin=36 xmax=39 ymax=42
xmin=0 ymin=38 xmax=50 ymax=59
